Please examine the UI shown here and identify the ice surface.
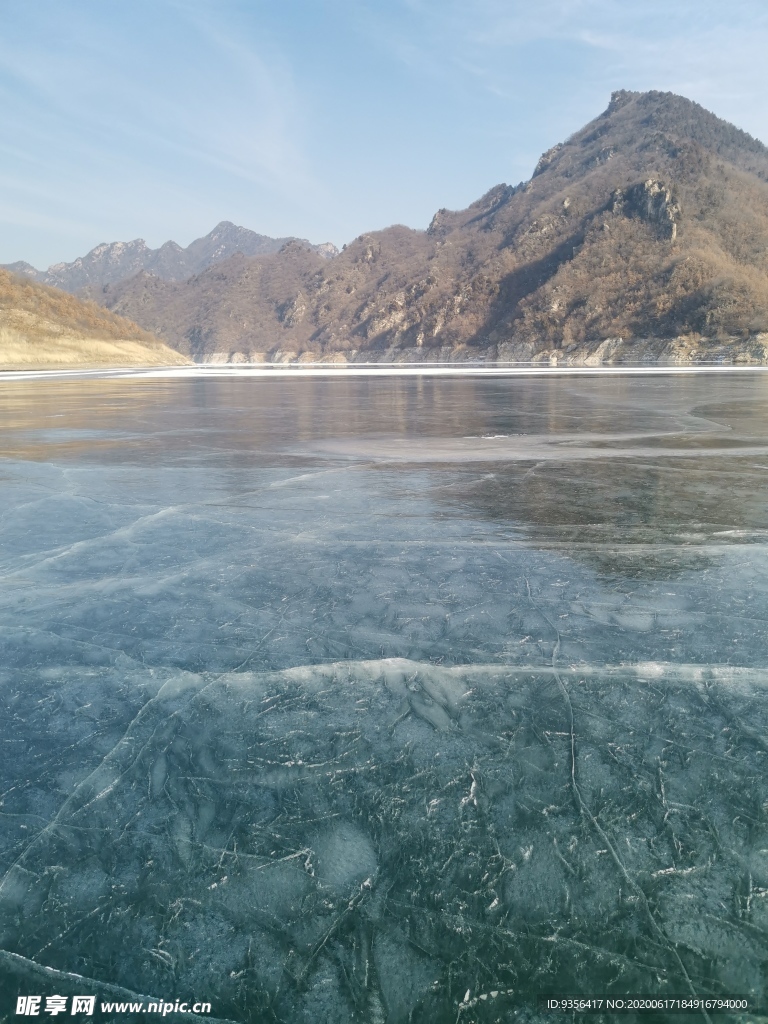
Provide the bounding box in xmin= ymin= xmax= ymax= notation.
xmin=1 ymin=374 xmax=768 ymax=1022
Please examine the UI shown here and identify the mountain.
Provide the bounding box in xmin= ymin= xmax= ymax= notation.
xmin=0 ymin=268 xmax=188 ymax=369
xmin=3 ymin=222 xmax=339 ymax=293
xmin=48 ymin=91 xmax=768 ymax=362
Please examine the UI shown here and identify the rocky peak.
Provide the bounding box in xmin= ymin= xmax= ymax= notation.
xmin=313 ymin=242 xmax=339 ymax=259
xmin=606 ymin=89 xmax=637 ymax=113
xmin=533 ymin=144 xmax=564 ymax=177
xmin=1 ymin=261 xmax=41 ymax=282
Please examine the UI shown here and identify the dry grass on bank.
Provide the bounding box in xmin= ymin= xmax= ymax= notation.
xmin=0 ymin=268 xmax=189 ymax=369
xmin=0 ymin=325 xmax=189 ymax=370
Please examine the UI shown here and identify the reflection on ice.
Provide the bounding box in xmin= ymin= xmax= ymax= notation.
xmin=2 ymin=374 xmax=768 ymax=1021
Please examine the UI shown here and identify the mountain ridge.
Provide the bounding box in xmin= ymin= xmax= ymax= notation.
xmin=11 ymin=89 xmax=768 ymax=365
xmin=2 ymin=222 xmax=339 ymax=293
xmin=87 ymin=90 xmax=768 ymax=363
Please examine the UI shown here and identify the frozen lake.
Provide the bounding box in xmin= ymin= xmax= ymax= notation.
xmin=1 ymin=372 xmax=767 ymax=1022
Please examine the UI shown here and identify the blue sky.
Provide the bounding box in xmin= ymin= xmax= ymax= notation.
xmin=2 ymin=0 xmax=768 ymax=268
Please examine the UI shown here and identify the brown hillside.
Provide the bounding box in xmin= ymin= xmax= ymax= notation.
xmin=90 ymin=91 xmax=768 ymax=363
xmin=0 ymin=269 xmax=189 ymax=369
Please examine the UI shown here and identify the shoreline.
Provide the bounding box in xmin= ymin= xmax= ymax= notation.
xmin=4 ymin=333 xmax=768 ymax=379
xmin=5 ymin=361 xmax=768 ymax=382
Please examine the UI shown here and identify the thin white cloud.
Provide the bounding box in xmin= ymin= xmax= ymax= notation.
xmin=0 ymin=0 xmax=329 ymax=263
xmin=0 ymin=201 xmax=103 ymax=237
xmin=0 ymin=4 xmax=317 ymax=194
xmin=347 ymin=0 xmax=768 ymax=143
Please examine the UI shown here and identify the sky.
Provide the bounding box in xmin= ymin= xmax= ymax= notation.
xmin=2 ymin=0 xmax=768 ymax=269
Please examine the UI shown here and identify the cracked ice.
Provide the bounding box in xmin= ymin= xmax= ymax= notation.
xmin=1 ymin=373 xmax=768 ymax=1023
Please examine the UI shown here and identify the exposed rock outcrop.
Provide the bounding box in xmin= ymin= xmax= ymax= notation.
xmin=611 ymin=179 xmax=681 ymax=239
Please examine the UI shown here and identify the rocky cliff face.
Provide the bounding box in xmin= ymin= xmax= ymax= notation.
xmin=41 ymin=91 xmax=768 ymax=362
xmin=611 ymin=179 xmax=681 ymax=239
xmin=3 ymin=223 xmax=339 ymax=292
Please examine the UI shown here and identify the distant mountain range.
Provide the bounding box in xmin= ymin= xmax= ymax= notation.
xmin=2 ymin=222 xmax=338 ymax=292
xmin=5 ymin=89 xmax=768 ymax=365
